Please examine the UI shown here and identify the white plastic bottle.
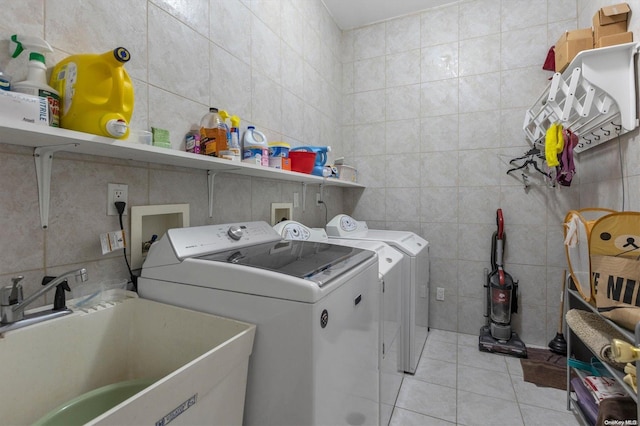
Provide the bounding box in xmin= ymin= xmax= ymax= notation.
xmin=10 ymin=35 xmax=60 ymax=127
xmin=242 ymin=126 xmax=268 ymax=166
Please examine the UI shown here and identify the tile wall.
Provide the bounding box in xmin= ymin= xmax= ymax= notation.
xmin=342 ymin=0 xmax=584 ymax=345
xmin=1 ymin=0 xmax=637 ymax=348
xmin=0 ymin=0 xmax=345 ymax=307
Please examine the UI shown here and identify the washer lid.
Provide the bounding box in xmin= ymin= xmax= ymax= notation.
xmin=327 ymin=238 xmax=404 ymax=277
xmin=327 ymin=229 xmax=427 ymax=256
xmin=198 ymin=239 xmax=375 ymax=287
xmin=354 ymin=229 xmax=427 ymax=253
xmin=275 ymin=220 xmax=403 ymax=276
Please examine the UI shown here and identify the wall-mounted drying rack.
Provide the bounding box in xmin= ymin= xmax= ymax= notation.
xmin=523 ymin=42 xmax=640 ymax=153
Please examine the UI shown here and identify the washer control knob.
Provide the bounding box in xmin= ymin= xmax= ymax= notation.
xmin=227 ymin=225 xmax=243 ymax=240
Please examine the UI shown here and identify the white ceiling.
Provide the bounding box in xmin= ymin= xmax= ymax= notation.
xmin=322 ymin=0 xmax=457 ymax=30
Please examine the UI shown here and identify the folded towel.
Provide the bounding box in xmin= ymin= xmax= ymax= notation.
xmin=565 ymin=309 xmax=630 ymax=370
xmin=596 ymin=396 xmax=637 ymax=426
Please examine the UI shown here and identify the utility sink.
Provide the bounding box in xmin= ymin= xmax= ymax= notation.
xmin=0 ymin=292 xmax=255 ymax=425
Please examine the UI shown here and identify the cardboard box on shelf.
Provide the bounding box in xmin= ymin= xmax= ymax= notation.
xmin=555 ymin=28 xmax=594 ymax=73
xmin=268 ymin=156 xmax=291 ymax=171
xmin=0 ymin=90 xmax=50 ymax=126
xmin=593 ymin=3 xmax=630 ymax=42
xmin=594 ymin=3 xmax=630 ymax=25
xmin=596 ymin=31 xmax=633 ymax=48
xmin=282 ymin=157 xmax=291 ymax=171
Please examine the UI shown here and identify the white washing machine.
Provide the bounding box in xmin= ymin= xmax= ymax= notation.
xmin=326 ymin=214 xmax=429 ymax=375
xmin=138 ymin=221 xmax=380 ymax=426
xmin=274 ymin=220 xmax=404 ymax=426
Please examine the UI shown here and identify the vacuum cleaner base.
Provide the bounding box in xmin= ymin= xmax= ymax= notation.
xmin=479 ymin=325 xmax=528 ymax=358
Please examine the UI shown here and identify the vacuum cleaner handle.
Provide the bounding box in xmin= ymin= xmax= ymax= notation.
xmin=496 ymin=209 xmax=504 ymax=240
xmin=495 ymin=209 xmax=506 ymax=285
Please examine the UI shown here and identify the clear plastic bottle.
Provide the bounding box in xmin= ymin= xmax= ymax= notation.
xmin=200 ymin=107 xmax=228 ymax=156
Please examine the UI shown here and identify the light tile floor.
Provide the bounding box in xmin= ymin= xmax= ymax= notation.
xmin=390 ymin=329 xmax=581 ymax=426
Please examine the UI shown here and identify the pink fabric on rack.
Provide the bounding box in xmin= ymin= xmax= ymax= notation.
xmin=558 ymin=129 xmax=578 ymax=186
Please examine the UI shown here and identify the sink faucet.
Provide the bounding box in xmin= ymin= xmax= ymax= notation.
xmin=0 ymin=268 xmax=88 ymax=325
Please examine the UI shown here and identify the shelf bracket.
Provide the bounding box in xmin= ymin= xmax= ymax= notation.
xmin=207 ymin=170 xmax=216 ymax=218
xmin=34 ymin=144 xmax=79 ymax=229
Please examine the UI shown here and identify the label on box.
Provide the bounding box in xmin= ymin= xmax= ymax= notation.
xmin=0 ymin=90 xmax=50 ymax=126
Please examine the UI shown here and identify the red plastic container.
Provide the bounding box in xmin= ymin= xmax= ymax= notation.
xmin=289 ymin=151 xmax=316 ymax=174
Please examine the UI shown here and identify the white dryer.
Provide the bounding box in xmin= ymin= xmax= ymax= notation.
xmin=138 ymin=221 xmax=380 ymax=426
xmin=274 ymin=220 xmax=404 ymax=426
xmin=326 ymin=214 xmax=429 ymax=374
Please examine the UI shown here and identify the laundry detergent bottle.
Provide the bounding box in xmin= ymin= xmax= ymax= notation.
xmin=49 ymin=47 xmax=134 ymax=139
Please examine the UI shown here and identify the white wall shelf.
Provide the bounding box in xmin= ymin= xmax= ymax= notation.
xmin=523 ymin=42 xmax=640 ymax=153
xmin=0 ymin=117 xmax=363 ymax=228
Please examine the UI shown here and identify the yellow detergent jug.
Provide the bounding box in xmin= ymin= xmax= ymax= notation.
xmin=50 ymin=47 xmax=134 ymax=139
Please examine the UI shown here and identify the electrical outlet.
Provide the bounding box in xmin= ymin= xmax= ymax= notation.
xmin=107 ymin=183 xmax=128 ymax=216
xmin=316 ymin=193 xmax=321 ymax=206
xmin=436 ymin=287 xmax=445 ymax=301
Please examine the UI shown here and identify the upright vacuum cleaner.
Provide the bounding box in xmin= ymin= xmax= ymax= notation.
xmin=479 ymin=209 xmax=527 ymax=358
